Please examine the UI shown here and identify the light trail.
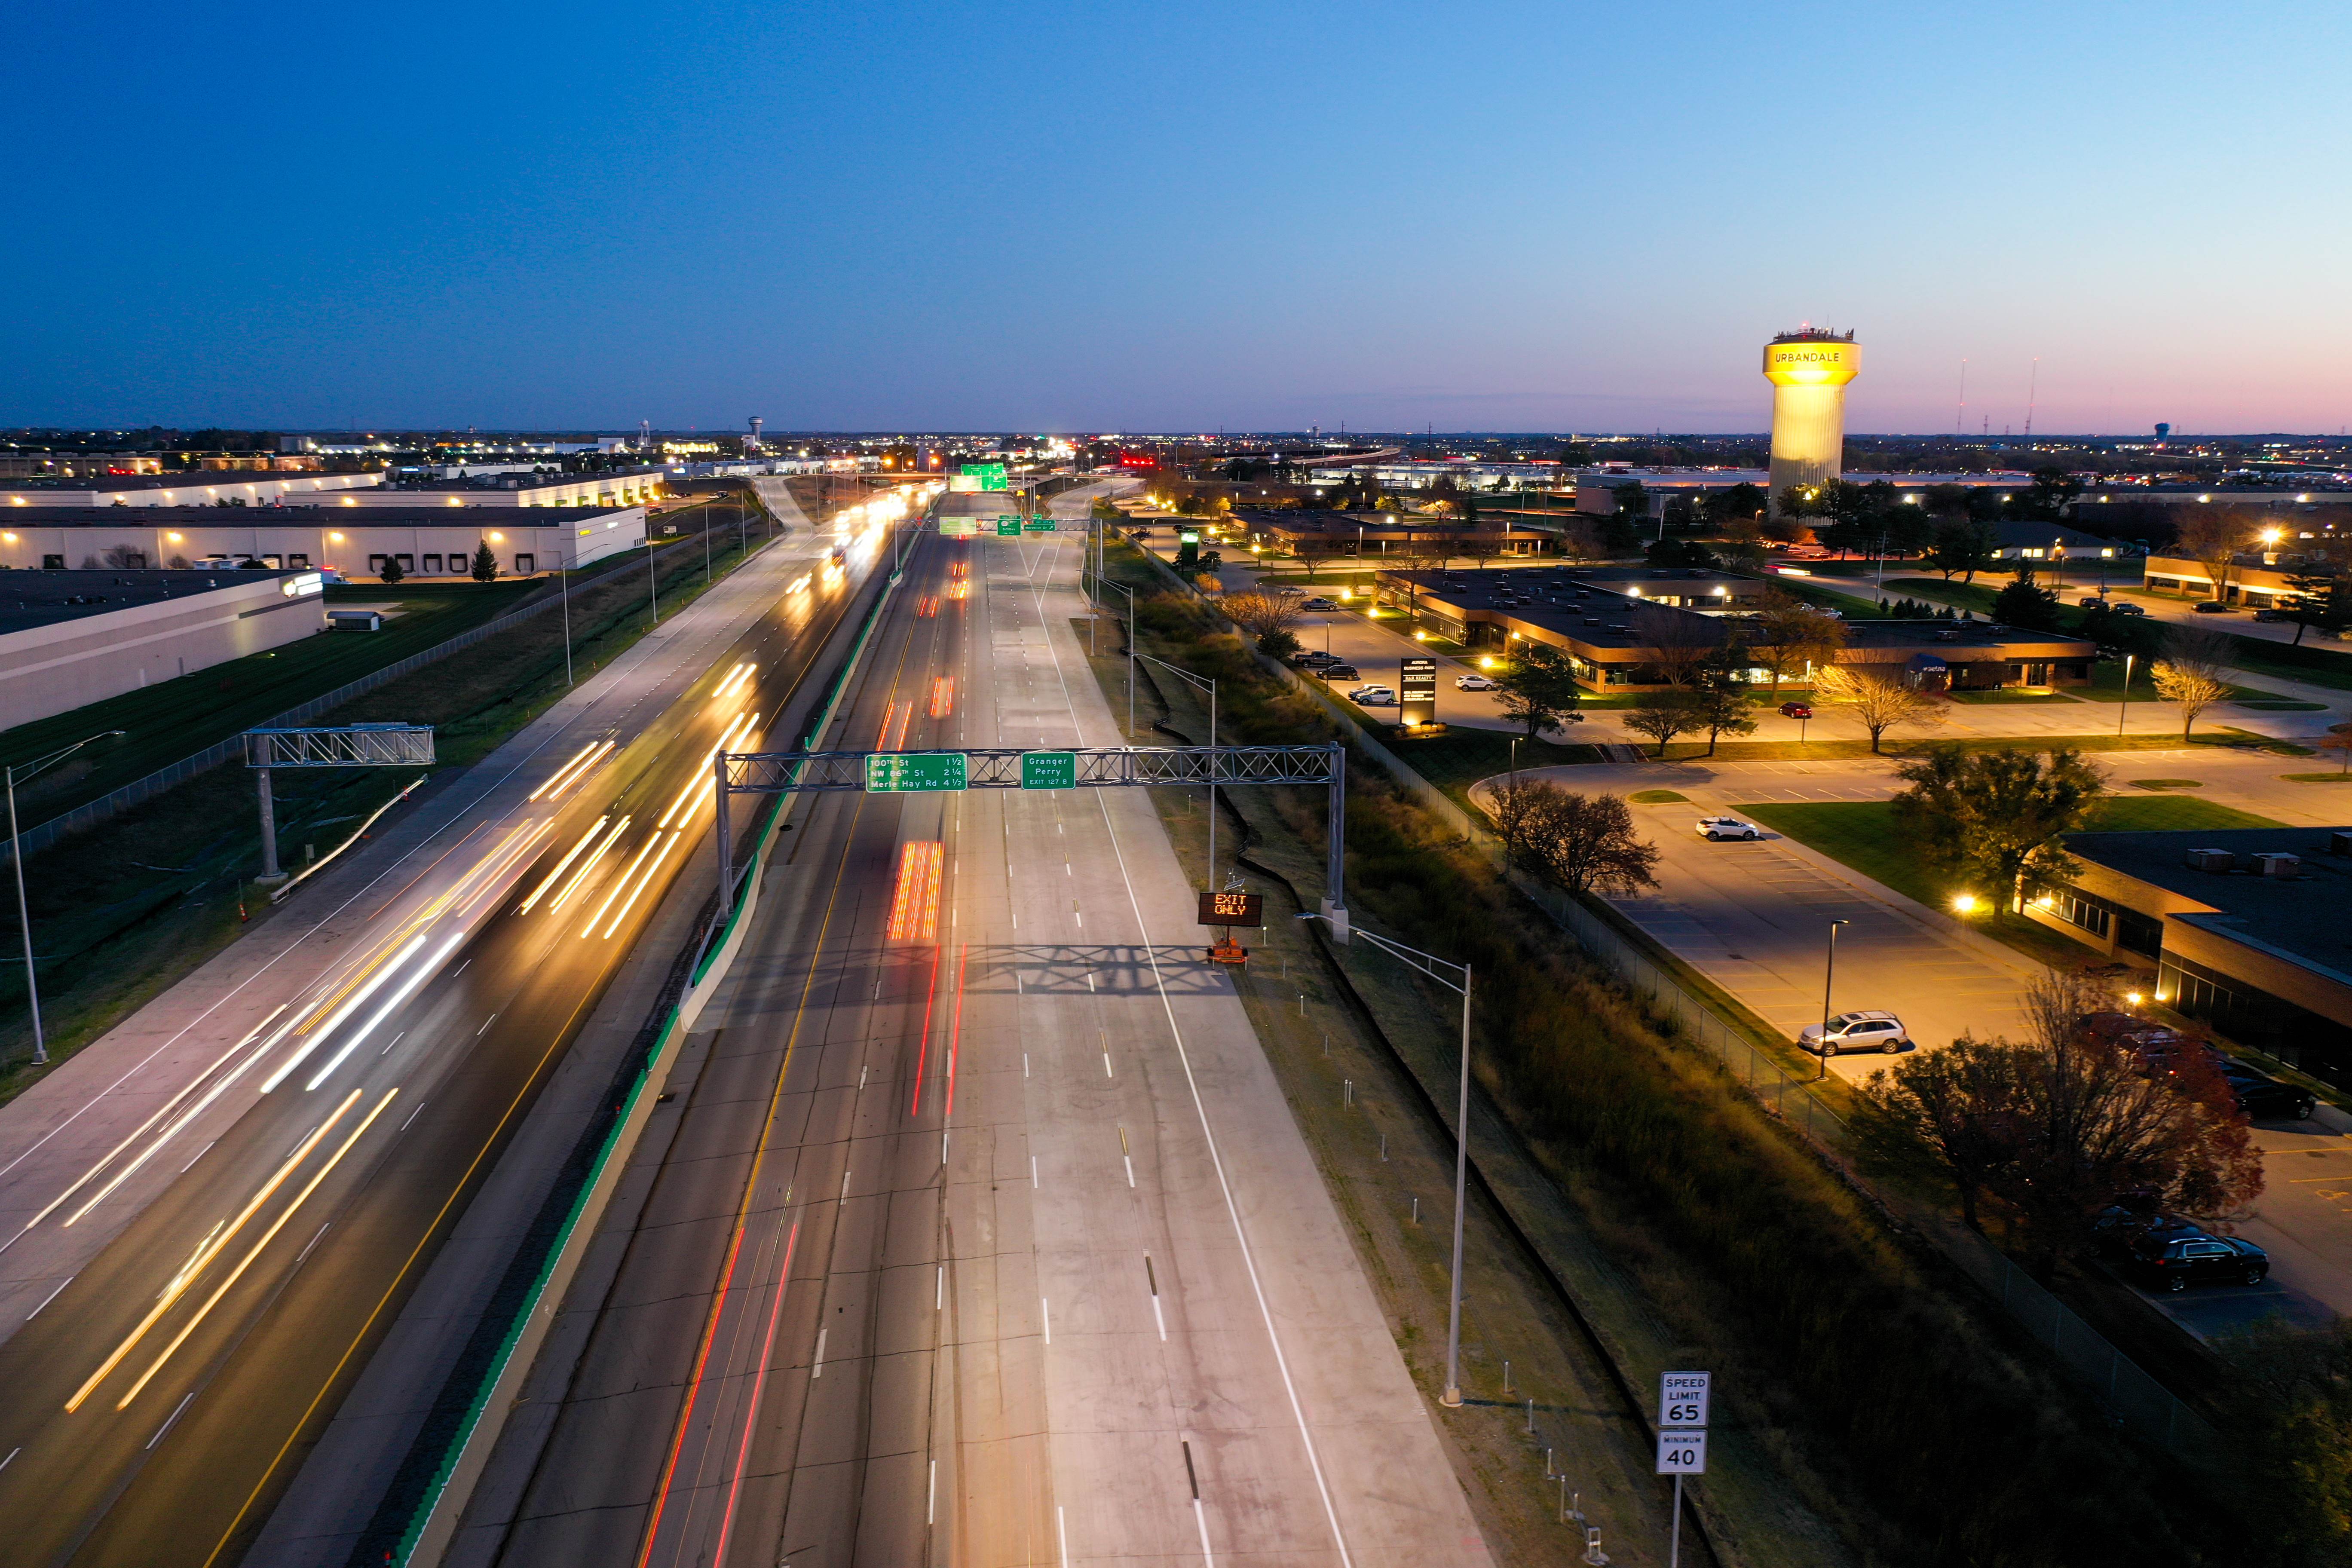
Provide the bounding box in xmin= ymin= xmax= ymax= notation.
xmin=884 ymin=841 xmax=943 ymax=944
xmin=518 ymin=817 xmax=609 ymax=913
xmin=546 ymin=816 xmax=631 ymax=912
xmin=876 ymin=699 xmax=913 ymax=751
xmin=787 ymin=575 xmax=812 ymax=594
xmin=580 ymin=833 xmax=665 ymax=939
xmin=527 ymin=738 xmax=613 ymax=803
xmin=655 ymin=710 xmax=758 ymax=830
xmin=928 ymin=676 xmax=955 ymax=719
xmin=259 ymin=935 xmax=430 ymax=1093
xmin=453 ymin=820 xmax=555 ymax=919
xmin=114 ymin=1090 xmax=399 ymax=1409
xmin=67 ymin=1092 xmax=364 ymax=1412
xmin=302 ymin=930 xmax=466 ymax=1090
xmin=526 ymin=742 xmax=597 ymax=803
xmin=709 ymin=1217 xmax=799 ymax=1568
xmin=31 ymin=1005 xmax=288 ymax=1233
xmin=597 ymin=832 xmax=680 ymax=939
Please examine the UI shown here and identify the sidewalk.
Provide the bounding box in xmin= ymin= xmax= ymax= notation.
xmin=0 ymin=494 xmax=837 ymax=1348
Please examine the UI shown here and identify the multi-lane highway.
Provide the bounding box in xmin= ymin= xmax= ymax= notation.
xmin=457 ymin=487 xmax=1492 ymax=1566
xmin=0 ymin=489 xmax=925 ymax=1567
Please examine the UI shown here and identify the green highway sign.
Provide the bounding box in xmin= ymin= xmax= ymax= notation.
xmin=1024 ymin=519 xmax=1057 ymax=532
xmin=961 ymin=462 xmax=1008 ymax=491
xmin=996 ymin=517 xmax=1022 ymax=536
xmin=1020 ymin=751 xmax=1077 ymax=790
xmin=865 ymin=752 xmax=968 ymax=793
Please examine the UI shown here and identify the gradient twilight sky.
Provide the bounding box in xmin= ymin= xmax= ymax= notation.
xmin=9 ymin=1 xmax=2349 ymax=436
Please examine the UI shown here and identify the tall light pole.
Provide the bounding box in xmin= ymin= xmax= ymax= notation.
xmin=1096 ymin=576 xmax=1139 ymax=738
xmin=2117 ymin=652 xmax=2135 ymax=738
xmin=9 ymin=730 xmax=124 ymax=1065
xmin=1816 ymin=918 xmax=1850 ymax=1083
xmin=1139 ymin=654 xmax=1218 ymax=886
xmin=1300 ymin=914 xmax=1473 ymax=1407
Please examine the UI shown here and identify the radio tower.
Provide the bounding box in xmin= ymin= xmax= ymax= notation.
xmin=1955 ymin=360 xmax=1967 ymax=437
xmin=2024 ymin=358 xmax=2039 ymax=440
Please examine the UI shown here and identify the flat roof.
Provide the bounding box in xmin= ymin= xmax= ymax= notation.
xmin=1376 ymin=566 xmax=2096 ymax=658
xmin=2069 ymin=829 xmax=2352 ymax=982
xmin=3 ymin=506 xmax=634 ymax=527
xmin=0 ymin=472 xmax=360 ymax=493
xmin=0 ymin=568 xmax=310 ymax=635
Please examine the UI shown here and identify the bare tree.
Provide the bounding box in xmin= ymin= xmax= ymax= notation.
xmin=1221 ymin=591 xmax=1306 ymax=643
xmin=1632 ymin=603 xmax=1720 ymax=688
xmin=2150 ymin=627 xmax=2235 ymax=741
xmin=1748 ymin=587 xmax=1850 ymax=695
xmin=1497 ymin=783 xmax=1661 ymax=897
xmin=1455 ymin=531 xmax=1509 ymax=570
xmin=1813 ymin=664 xmax=1948 ymax=754
xmin=2171 ymin=507 xmax=2258 ymax=604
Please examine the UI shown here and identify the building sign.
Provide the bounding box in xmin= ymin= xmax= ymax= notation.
xmin=865 ymin=752 xmax=968 ymax=792
xmin=1021 ymin=751 xmax=1077 ymax=790
xmin=1400 ymin=656 xmax=1438 ymax=726
xmin=1197 ymin=890 xmax=1265 ymax=928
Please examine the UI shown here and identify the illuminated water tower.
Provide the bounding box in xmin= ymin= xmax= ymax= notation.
xmin=1762 ymin=328 xmax=1860 ymax=504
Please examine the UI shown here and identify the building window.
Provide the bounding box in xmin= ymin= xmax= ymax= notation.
xmin=2044 ymin=888 xmax=2112 ymax=940
xmin=2113 ymin=907 xmax=2164 ymax=959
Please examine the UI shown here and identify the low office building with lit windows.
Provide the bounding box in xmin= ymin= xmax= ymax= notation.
xmin=2027 ymin=828 xmax=2352 ymax=1087
xmin=0 ymin=471 xmax=381 ymax=507
xmin=0 ymin=505 xmax=645 ymax=579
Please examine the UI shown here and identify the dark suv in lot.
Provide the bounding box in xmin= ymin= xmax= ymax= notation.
xmin=2220 ymin=1059 xmax=2318 ymax=1122
xmin=2128 ymin=1228 xmax=2270 ymax=1292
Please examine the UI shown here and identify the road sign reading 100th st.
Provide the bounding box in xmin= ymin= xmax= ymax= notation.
xmin=864 ymin=752 xmax=968 ymax=792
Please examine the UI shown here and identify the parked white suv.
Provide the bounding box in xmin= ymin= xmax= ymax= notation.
xmin=1798 ymin=1011 xmax=1913 ymax=1057
xmin=1695 ymin=816 xmax=1761 ymax=841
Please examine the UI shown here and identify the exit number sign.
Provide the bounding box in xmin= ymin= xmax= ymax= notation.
xmin=1021 ymin=751 xmax=1077 ymax=789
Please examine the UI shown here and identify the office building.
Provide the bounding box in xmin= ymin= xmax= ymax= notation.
xmin=0 ymin=505 xmax=645 ymax=578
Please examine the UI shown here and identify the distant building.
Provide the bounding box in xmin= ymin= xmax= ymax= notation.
xmin=1573 ymin=468 xmax=2025 ymax=519
xmin=1371 ymin=566 xmax=2096 ymax=692
xmin=2032 ymin=829 xmax=2352 ymax=1087
xmin=320 ymin=466 xmax=666 ymax=509
xmin=0 ymin=471 xmax=381 ymax=508
xmin=2141 ymin=548 xmax=2348 ymax=614
xmin=0 ymin=568 xmax=325 ymax=730
xmin=1983 ymin=520 xmax=2128 ymax=563
xmin=0 ymin=505 xmax=645 ymax=578
xmin=1764 ymin=329 xmax=1860 ymax=500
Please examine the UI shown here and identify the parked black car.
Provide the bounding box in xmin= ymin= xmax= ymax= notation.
xmin=2127 ymin=1228 xmax=2270 ymax=1292
xmin=2093 ymin=1205 xmax=2203 ymax=1261
xmin=1318 ymin=664 xmax=1359 ymax=681
xmin=2220 ymin=1058 xmax=2319 ymax=1122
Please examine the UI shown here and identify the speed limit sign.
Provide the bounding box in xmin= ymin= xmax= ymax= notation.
xmin=1660 ymin=1371 xmax=1710 ymax=1429
xmin=1656 ymin=1429 xmax=1708 ymax=1475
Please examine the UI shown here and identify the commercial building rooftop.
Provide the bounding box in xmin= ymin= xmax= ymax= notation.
xmin=0 ymin=567 xmax=313 ymax=636
xmin=2068 ymin=828 xmax=2352 ymax=985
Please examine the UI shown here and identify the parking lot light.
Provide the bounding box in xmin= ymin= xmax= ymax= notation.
xmin=1952 ymin=893 xmax=1979 ymax=914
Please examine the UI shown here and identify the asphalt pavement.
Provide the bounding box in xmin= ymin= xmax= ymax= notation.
xmin=0 ymin=491 xmax=917 ymax=1566
xmin=455 ymin=490 xmax=1492 ymax=1567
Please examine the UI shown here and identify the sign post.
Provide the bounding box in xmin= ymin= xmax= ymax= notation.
xmin=1655 ymin=1372 xmax=1710 ymax=1568
xmin=1400 ymin=655 xmax=1438 ymax=727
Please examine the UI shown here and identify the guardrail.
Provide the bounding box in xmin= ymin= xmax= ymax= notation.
xmin=393 ymin=546 xmax=902 ymax=1568
xmin=14 ymin=531 xmax=757 ymax=858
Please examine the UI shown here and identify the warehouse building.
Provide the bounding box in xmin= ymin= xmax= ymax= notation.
xmin=0 ymin=568 xmax=324 ymax=730
xmin=316 ymin=466 xmax=666 ymax=509
xmin=0 ymin=505 xmax=645 ymax=578
xmin=0 ymin=471 xmax=381 ymax=507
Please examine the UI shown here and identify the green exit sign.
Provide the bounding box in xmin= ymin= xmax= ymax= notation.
xmin=1024 ymin=519 xmax=1057 ymax=532
xmin=996 ymin=516 xmax=1022 ymax=536
xmin=865 ymin=752 xmax=968 ymax=792
xmin=1021 ymin=751 xmax=1077 ymax=789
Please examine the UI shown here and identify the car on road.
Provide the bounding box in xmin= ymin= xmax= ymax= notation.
xmin=1349 ymin=685 xmax=1397 ymax=705
xmin=2127 ymin=1228 xmax=2270 ymax=1292
xmin=2078 ymin=596 xmax=2110 ymax=609
xmin=2110 ymin=602 xmax=2146 ymax=616
xmin=1798 ymin=1010 xmax=1914 ymax=1056
xmin=1317 ymin=663 xmax=1359 ymax=681
xmin=1456 ymin=674 xmax=1499 ymax=691
xmin=1778 ymin=701 xmax=1813 ymax=719
xmin=1290 ymin=649 xmax=1340 ymax=667
xmin=1302 ymin=597 xmax=1338 ymax=610
xmin=2253 ymin=608 xmax=2293 ymax=623
xmin=2192 ymin=600 xmax=2232 ymax=613
xmin=1695 ymin=815 xmax=1762 ymax=841
xmin=2220 ymin=1058 xmax=2319 ymax=1122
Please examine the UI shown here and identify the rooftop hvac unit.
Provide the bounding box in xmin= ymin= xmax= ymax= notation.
xmin=2184 ymin=848 xmax=2234 ymax=873
xmin=2253 ymin=853 xmax=2302 ymax=879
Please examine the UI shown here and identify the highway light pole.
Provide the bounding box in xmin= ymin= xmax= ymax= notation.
xmin=8 ymin=730 xmax=124 ymax=1066
xmin=1301 ymin=914 xmax=1473 ymax=1407
xmin=2117 ymin=652 xmax=2135 ymax=738
xmin=1816 ymin=917 xmax=1850 ymax=1082
xmin=1096 ymin=576 xmax=1139 ymax=737
xmin=1138 ymin=654 xmax=1218 ymax=887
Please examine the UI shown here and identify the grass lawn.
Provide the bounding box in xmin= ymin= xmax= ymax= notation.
xmin=1628 ymin=789 xmax=1687 ymax=803
xmin=1948 ymin=688 xmax=2081 ymax=704
xmin=2128 ymin=778 xmax=2203 ymax=790
xmin=2281 ymin=771 xmax=2352 ymax=783
xmin=1384 ymin=727 xmax=1605 ymax=802
xmin=1658 ymin=727 xmax=2313 ymax=763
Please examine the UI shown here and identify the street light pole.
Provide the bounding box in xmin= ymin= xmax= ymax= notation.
xmin=1139 ymin=654 xmax=1218 ymax=886
xmin=1816 ymin=918 xmax=1850 ymax=1082
xmin=8 ymin=730 xmax=124 ymax=1066
xmin=2117 ymin=652 xmax=2134 ymax=738
xmin=1300 ymin=915 xmax=1473 ymax=1406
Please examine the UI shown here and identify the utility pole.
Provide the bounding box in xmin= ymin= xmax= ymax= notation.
xmin=8 ymin=731 xmax=124 ymax=1065
xmin=1816 ymin=919 xmax=1850 ymax=1081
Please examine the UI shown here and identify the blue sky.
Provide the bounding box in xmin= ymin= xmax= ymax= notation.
xmin=9 ymin=1 xmax=2348 ymax=435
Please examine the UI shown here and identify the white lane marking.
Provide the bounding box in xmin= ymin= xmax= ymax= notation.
xmin=840 ymin=1169 xmax=851 ymax=1203
xmin=812 ymin=1326 xmax=827 ymax=1378
xmin=400 ymin=1100 xmax=426 ymax=1132
xmin=1102 ymin=1053 xmax=1114 ymax=1079
xmin=1124 ymin=1156 xmax=1135 ymax=1188
xmin=1031 ymin=1156 xmax=1039 ymax=1189
xmin=928 ymin=1457 xmax=937 ymax=1525
xmin=25 ymin=1278 xmax=71 ymax=1320
xmin=1195 ymin=1498 xmax=1217 ymax=1566
xmin=179 ymin=1141 xmax=215 ymax=1175
xmin=1152 ymin=1293 xmax=1168 ymax=1343
xmin=147 ymin=1390 xmax=196 ymax=1449
xmin=1058 ymin=1505 xmax=1070 ymax=1568
xmin=1023 ymin=1052 xmax=1030 ymax=1078
xmin=1041 ymin=1296 xmax=1050 ymax=1345
xmin=295 ymin=1222 xmax=331 ymax=1264
xmin=937 ymin=1266 xmax=944 ymax=1310
xmin=0 ymin=1448 xmax=15 ymax=1473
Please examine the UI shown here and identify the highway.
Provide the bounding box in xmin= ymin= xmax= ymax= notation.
xmin=459 ymin=488 xmax=1492 ymax=1565
xmin=0 ymin=490 xmax=925 ymax=1567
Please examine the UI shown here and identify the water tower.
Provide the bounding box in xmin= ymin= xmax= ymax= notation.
xmin=747 ymin=416 xmax=765 ymax=453
xmin=1763 ymin=329 xmax=1860 ymax=503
